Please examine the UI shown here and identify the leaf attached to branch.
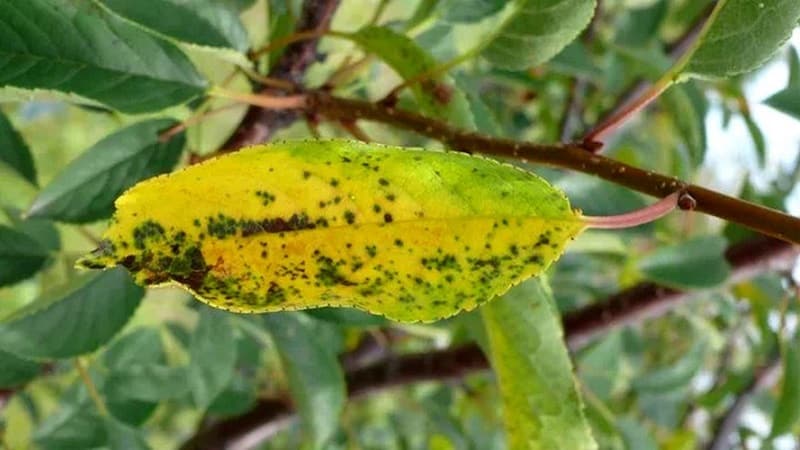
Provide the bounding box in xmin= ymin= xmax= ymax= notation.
xmin=79 ymin=140 xmax=584 ymax=322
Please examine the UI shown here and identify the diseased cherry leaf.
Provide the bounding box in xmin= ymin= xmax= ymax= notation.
xmin=79 ymin=140 xmax=584 ymax=323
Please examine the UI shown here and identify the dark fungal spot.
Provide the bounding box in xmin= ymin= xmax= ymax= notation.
xmin=383 ymin=213 xmax=393 ymax=223
xmin=365 ymin=245 xmax=377 ymax=257
xmin=386 ymin=194 xmax=396 ymax=201
xmin=132 ymin=220 xmax=165 ymax=249
xmin=343 ymin=210 xmax=356 ymax=224
xmin=394 ymin=239 xmax=403 ymax=247
xmin=330 ymin=178 xmax=339 ymax=187
xmin=378 ymin=178 xmax=389 ymax=186
xmin=372 ymin=204 xmax=381 ymax=213
xmin=302 ymin=170 xmax=311 ymax=179
xmin=315 ymin=255 xmax=356 ymax=287
xmin=255 ymin=190 xmax=276 ymax=205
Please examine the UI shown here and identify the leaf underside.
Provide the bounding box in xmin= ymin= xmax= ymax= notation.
xmin=79 ymin=140 xmax=583 ymax=322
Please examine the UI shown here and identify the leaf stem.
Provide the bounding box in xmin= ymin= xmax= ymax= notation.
xmin=582 ymin=191 xmax=681 ymax=229
xmin=208 ymin=86 xmax=308 ymax=110
xmin=74 ymin=358 xmax=108 ymax=417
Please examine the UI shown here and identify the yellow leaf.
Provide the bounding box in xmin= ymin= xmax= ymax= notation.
xmin=78 ymin=140 xmax=584 ymax=322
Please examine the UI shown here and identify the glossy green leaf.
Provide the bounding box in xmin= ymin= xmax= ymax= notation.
xmin=439 ymin=0 xmax=505 ymax=23
xmin=683 ymin=0 xmax=800 ymax=78
xmin=264 ymin=312 xmax=346 ymax=450
xmin=348 ymin=26 xmax=475 ymax=129
xmin=0 ymin=224 xmax=48 ymax=287
xmin=770 ymin=334 xmax=800 ymax=437
xmin=0 ymin=110 xmax=36 ymax=184
xmin=0 ymin=267 xmax=143 ymax=359
xmin=0 ymin=348 xmax=39 ymax=388
xmin=79 ymin=140 xmax=585 ymax=323
xmin=765 ymin=88 xmax=800 ymax=121
xmin=100 ymin=0 xmax=249 ymax=52
xmin=638 ymin=236 xmax=731 ymax=289
xmin=482 ymin=0 xmax=597 ymax=70
xmin=482 ymin=279 xmax=597 ymax=450
xmin=0 ymin=0 xmax=207 ymax=113
xmin=188 ymin=307 xmax=237 ymax=409
xmin=28 ymin=119 xmax=185 ymax=223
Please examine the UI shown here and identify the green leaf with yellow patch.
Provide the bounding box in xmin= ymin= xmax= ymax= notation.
xmin=78 ymin=140 xmax=585 ymax=323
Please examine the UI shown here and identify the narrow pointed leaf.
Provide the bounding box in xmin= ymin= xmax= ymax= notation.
xmin=764 ymin=88 xmax=800 ymax=121
xmin=28 ymin=119 xmax=186 ymax=223
xmin=264 ymin=312 xmax=345 ymax=449
xmin=348 ymin=26 xmax=475 ymax=129
xmin=682 ymin=0 xmax=800 ymax=78
xmin=482 ymin=0 xmax=597 ymax=70
xmin=0 ymin=110 xmax=36 ymax=185
xmin=0 ymin=267 xmax=143 ymax=359
xmin=0 ymin=224 xmax=48 ymax=287
xmin=79 ymin=140 xmax=584 ymax=323
xmin=482 ymin=279 xmax=596 ymax=450
xmin=0 ymin=0 xmax=206 ymax=113
xmin=99 ymin=0 xmax=249 ymax=52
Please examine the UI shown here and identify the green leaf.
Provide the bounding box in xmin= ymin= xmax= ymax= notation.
xmin=482 ymin=0 xmax=597 ymax=70
xmin=615 ymin=0 xmax=668 ymax=47
xmin=0 ymin=110 xmax=36 ymax=184
xmin=264 ymin=312 xmax=346 ymax=449
xmin=28 ymin=119 xmax=185 ymax=223
xmin=188 ymin=307 xmax=237 ymax=409
xmin=105 ymin=365 xmax=190 ymax=402
xmin=34 ymin=406 xmax=106 ymax=450
xmin=79 ymin=140 xmax=585 ymax=323
xmin=439 ymin=0 xmax=505 ymax=23
xmin=0 ymin=224 xmax=48 ymax=287
xmin=770 ymin=334 xmax=800 ymax=437
xmin=0 ymin=348 xmax=39 ymax=388
xmin=0 ymin=0 xmax=207 ymax=113
xmin=0 ymin=267 xmax=143 ymax=359
xmin=742 ymin=109 xmax=767 ymax=166
xmin=348 ymin=26 xmax=475 ymax=129
xmin=481 ymin=278 xmax=597 ymax=450
xmin=764 ymin=88 xmax=800 ymax=121
xmin=305 ymin=307 xmax=388 ymax=327
xmin=682 ymin=0 xmax=800 ymax=78
xmin=103 ymin=328 xmax=165 ymax=370
xmin=638 ymin=236 xmax=731 ymax=289
xmin=100 ymin=0 xmax=249 ymax=52
xmin=631 ymin=341 xmax=706 ymax=393
xmin=789 ymin=46 xmax=800 ymax=86
xmin=105 ymin=417 xmax=151 ymax=450
xmin=4 ymin=208 xmax=62 ymax=252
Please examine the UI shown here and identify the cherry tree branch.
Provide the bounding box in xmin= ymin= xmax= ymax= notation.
xmin=218 ymin=0 xmax=340 ymax=152
xmin=304 ymin=91 xmax=800 ymax=244
xmin=179 ymin=236 xmax=797 ymax=450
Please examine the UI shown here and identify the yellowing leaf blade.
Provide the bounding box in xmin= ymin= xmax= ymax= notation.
xmin=80 ymin=140 xmax=583 ymax=322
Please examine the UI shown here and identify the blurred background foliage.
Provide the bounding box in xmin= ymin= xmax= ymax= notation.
xmin=1 ymin=0 xmax=800 ymax=449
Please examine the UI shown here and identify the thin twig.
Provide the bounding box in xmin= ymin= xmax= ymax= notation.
xmin=74 ymin=358 xmax=108 ymax=417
